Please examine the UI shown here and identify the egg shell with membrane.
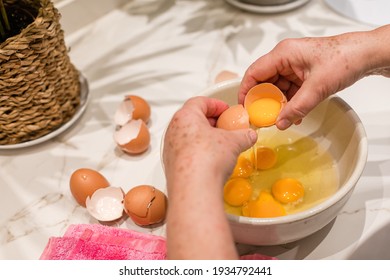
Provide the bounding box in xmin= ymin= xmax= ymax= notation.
xmin=69 ymin=168 xmax=110 ymax=207
xmin=244 ymin=83 xmax=287 ymax=127
xmin=114 ymin=95 xmax=151 ymax=126
xmin=86 ymin=186 xmax=125 ymax=222
xmin=125 ymin=95 xmax=151 ymax=124
xmin=114 ymin=119 xmax=150 ymax=154
xmin=216 ymin=104 xmax=250 ymax=130
xmin=124 ymin=185 xmax=167 ymax=226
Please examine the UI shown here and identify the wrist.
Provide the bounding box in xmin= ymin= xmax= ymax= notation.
xmin=363 ymin=25 xmax=390 ymax=76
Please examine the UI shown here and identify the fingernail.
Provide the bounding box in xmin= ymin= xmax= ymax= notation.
xmin=248 ymin=129 xmax=258 ymax=144
xmin=276 ymin=118 xmax=292 ymax=130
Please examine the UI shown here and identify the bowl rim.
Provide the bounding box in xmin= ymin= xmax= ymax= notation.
xmin=199 ymin=79 xmax=368 ymax=225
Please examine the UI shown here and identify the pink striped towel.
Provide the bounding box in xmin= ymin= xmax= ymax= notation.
xmin=40 ymin=224 xmax=166 ymax=260
xmin=40 ymin=224 xmax=277 ymax=260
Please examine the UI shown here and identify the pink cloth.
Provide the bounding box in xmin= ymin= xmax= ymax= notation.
xmin=40 ymin=224 xmax=166 ymax=260
xmin=240 ymin=253 xmax=278 ymax=260
xmin=40 ymin=224 xmax=277 ymax=260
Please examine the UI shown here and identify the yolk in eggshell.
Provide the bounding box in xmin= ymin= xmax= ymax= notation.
xmin=223 ymin=178 xmax=252 ymax=207
xmin=247 ymin=98 xmax=281 ymax=127
xmin=272 ymin=178 xmax=305 ymax=204
xmin=242 ymin=191 xmax=286 ymax=218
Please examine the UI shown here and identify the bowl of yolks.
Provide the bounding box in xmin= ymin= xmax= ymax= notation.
xmin=199 ymin=78 xmax=368 ymax=246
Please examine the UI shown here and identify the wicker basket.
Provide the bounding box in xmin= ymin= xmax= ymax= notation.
xmin=0 ymin=0 xmax=81 ymax=145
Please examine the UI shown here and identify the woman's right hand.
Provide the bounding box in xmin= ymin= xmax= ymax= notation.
xmin=239 ymin=25 xmax=390 ymax=130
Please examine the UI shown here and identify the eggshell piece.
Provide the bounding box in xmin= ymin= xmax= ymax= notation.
xmin=125 ymin=95 xmax=151 ymax=124
xmin=124 ymin=185 xmax=167 ymax=226
xmin=69 ymin=168 xmax=110 ymax=207
xmin=86 ymin=187 xmax=125 ymax=222
xmin=114 ymin=119 xmax=150 ymax=154
xmin=216 ymin=104 xmax=250 ymax=130
xmin=244 ymin=83 xmax=286 ymax=109
xmin=114 ymin=99 xmax=134 ymax=126
xmin=244 ymin=83 xmax=287 ymax=128
xmin=214 ymin=70 xmax=239 ymax=83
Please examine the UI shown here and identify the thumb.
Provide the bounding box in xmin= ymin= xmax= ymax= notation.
xmin=229 ymin=128 xmax=258 ymax=154
xmin=276 ymin=82 xmax=326 ymax=130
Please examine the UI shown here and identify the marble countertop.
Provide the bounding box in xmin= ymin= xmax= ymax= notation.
xmin=1 ymin=0 xmax=390 ymax=260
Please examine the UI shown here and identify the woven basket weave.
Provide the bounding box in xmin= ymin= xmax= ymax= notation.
xmin=0 ymin=0 xmax=80 ymax=145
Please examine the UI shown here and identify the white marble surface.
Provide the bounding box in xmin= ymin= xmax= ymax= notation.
xmin=1 ymin=0 xmax=390 ymax=260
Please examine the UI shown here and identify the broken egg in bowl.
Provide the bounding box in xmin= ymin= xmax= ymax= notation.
xmin=187 ymin=78 xmax=368 ymax=246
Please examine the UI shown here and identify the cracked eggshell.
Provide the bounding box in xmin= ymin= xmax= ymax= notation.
xmin=114 ymin=119 xmax=150 ymax=154
xmin=216 ymin=104 xmax=250 ymax=130
xmin=124 ymin=185 xmax=167 ymax=226
xmin=244 ymin=83 xmax=287 ymax=109
xmin=114 ymin=95 xmax=151 ymax=126
xmin=244 ymin=83 xmax=287 ymax=127
xmin=86 ymin=186 xmax=125 ymax=222
xmin=69 ymin=168 xmax=110 ymax=207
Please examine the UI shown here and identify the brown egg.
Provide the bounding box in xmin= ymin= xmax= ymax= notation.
xmin=214 ymin=70 xmax=239 ymax=84
xmin=244 ymin=83 xmax=287 ymax=127
xmin=124 ymin=185 xmax=167 ymax=226
xmin=69 ymin=168 xmax=110 ymax=207
xmin=114 ymin=95 xmax=151 ymax=126
xmin=125 ymin=95 xmax=151 ymax=124
xmin=114 ymin=119 xmax=150 ymax=154
xmin=216 ymin=104 xmax=250 ymax=130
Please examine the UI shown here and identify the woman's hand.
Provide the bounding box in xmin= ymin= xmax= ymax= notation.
xmin=239 ymin=25 xmax=390 ymax=130
xmin=163 ymin=96 xmax=257 ymax=259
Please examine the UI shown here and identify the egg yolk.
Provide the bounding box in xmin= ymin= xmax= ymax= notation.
xmin=247 ymin=98 xmax=281 ymax=127
xmin=250 ymin=146 xmax=277 ymax=170
xmin=223 ymin=178 xmax=252 ymax=207
xmin=242 ymin=191 xmax=286 ymax=218
xmin=272 ymin=178 xmax=305 ymax=204
xmin=231 ymin=154 xmax=254 ymax=178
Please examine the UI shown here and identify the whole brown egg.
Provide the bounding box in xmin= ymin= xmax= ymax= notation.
xmin=69 ymin=168 xmax=110 ymax=207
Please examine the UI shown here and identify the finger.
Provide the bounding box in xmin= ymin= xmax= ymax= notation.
xmin=276 ymin=81 xmax=327 ymax=130
xmin=238 ymin=54 xmax=280 ymax=104
xmin=228 ymin=129 xmax=258 ymax=155
xmin=185 ymin=96 xmax=229 ymax=119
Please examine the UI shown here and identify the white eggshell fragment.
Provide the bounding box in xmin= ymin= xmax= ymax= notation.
xmin=114 ymin=99 xmax=134 ymax=126
xmin=86 ymin=186 xmax=124 ymax=222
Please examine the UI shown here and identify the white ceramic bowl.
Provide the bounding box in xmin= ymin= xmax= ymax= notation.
xmin=197 ymin=79 xmax=368 ymax=246
xmin=239 ymin=0 xmax=296 ymax=6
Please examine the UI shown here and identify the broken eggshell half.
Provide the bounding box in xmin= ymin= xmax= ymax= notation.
xmin=86 ymin=186 xmax=125 ymax=222
xmin=114 ymin=119 xmax=151 ymax=154
xmin=114 ymin=95 xmax=151 ymax=126
xmin=216 ymin=104 xmax=250 ymax=130
xmin=244 ymin=83 xmax=287 ymax=127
